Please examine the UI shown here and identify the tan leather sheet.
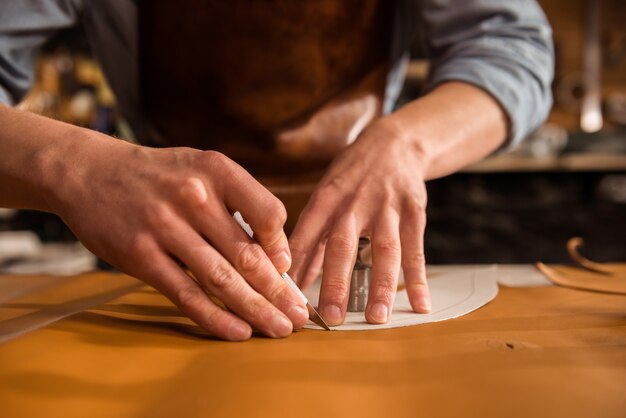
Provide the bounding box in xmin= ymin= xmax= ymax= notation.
xmin=0 ymin=272 xmax=625 ymax=418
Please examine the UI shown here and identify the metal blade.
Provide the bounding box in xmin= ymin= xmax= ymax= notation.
xmin=307 ymin=302 xmax=331 ymax=331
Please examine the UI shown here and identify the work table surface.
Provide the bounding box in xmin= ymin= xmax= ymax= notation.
xmin=0 ymin=266 xmax=624 ymax=418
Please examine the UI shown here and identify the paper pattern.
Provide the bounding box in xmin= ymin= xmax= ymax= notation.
xmin=303 ymin=265 xmax=499 ymax=330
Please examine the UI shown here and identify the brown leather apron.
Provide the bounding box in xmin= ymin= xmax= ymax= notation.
xmin=139 ymin=0 xmax=392 ymax=176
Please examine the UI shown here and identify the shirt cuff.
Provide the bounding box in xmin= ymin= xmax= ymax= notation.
xmin=424 ymin=39 xmax=553 ymax=150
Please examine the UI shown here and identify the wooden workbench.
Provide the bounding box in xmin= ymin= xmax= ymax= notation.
xmin=0 ymin=267 xmax=624 ymax=418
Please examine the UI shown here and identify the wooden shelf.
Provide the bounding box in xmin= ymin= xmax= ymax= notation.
xmin=464 ymin=153 xmax=626 ymax=173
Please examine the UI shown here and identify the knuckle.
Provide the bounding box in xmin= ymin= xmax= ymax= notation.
xmin=322 ymin=175 xmax=348 ymax=194
xmin=202 ymin=150 xmax=227 ymax=168
xmin=179 ymin=176 xmax=207 ymax=206
xmin=266 ymin=282 xmax=292 ymax=305
xmin=309 ymin=180 xmax=344 ymax=210
xmin=373 ymin=273 xmax=397 ymax=299
xmin=420 ymin=184 xmax=428 ymax=205
xmin=243 ymin=297 xmax=263 ymax=318
xmin=308 ymin=190 xmax=326 ymax=210
xmin=274 ymin=200 xmax=288 ymax=224
xmin=327 ymin=234 xmax=355 ymax=255
xmin=322 ymin=277 xmax=350 ymax=302
xmin=145 ymin=202 xmax=174 ymax=227
xmin=413 ymin=200 xmax=427 ymax=214
xmin=200 ymin=308 xmax=223 ymax=333
xmin=259 ymin=198 xmax=287 ymax=233
xmin=373 ymin=238 xmax=401 ymax=256
xmin=127 ymin=232 xmax=154 ymax=258
xmin=236 ymin=244 xmax=266 ymax=276
xmin=239 ymin=294 xmax=270 ymax=321
xmin=175 ymin=285 xmax=206 ymax=310
xmin=208 ymin=263 xmax=239 ymax=292
xmin=196 ymin=309 xmax=234 ymax=339
xmin=311 ymin=186 xmax=331 ymax=202
xmin=255 ymin=308 xmax=278 ymax=330
xmin=201 ymin=151 xmax=232 ymax=190
xmin=409 ymin=281 xmax=429 ymax=291
xmin=405 ymin=194 xmax=427 ymax=214
xmin=289 ymin=242 xmax=307 ymax=264
xmin=403 ymin=252 xmax=426 ymax=270
xmin=203 ymin=151 xmax=239 ymax=179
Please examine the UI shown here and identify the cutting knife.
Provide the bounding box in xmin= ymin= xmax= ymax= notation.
xmin=281 ymin=272 xmax=331 ymax=330
xmin=233 ymin=212 xmax=331 ymax=330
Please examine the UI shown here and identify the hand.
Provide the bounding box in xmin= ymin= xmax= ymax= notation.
xmin=49 ymin=137 xmax=308 ymax=340
xmin=289 ymin=119 xmax=432 ymax=325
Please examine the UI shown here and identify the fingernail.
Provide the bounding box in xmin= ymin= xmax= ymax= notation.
xmin=418 ymin=294 xmax=431 ymax=313
xmin=228 ymin=321 xmax=252 ymax=341
xmin=321 ymin=305 xmax=342 ymax=326
xmin=370 ymin=302 xmax=389 ymax=324
xmin=271 ymin=314 xmax=293 ymax=338
xmin=276 ymin=250 xmax=291 ymax=273
xmin=288 ymin=305 xmax=309 ymax=328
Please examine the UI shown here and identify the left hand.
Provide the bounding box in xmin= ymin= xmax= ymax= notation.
xmin=288 ymin=118 xmax=432 ymax=326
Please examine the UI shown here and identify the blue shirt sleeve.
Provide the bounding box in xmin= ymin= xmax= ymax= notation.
xmin=0 ymin=0 xmax=81 ymax=105
xmin=417 ymin=0 xmax=554 ymax=148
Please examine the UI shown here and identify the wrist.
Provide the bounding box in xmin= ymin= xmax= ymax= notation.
xmin=34 ymin=124 xmax=124 ymax=215
xmin=384 ymin=82 xmax=508 ymax=180
xmin=375 ymin=115 xmax=432 ymax=178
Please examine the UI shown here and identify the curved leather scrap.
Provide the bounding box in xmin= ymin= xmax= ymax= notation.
xmin=567 ymin=237 xmax=616 ymax=275
xmin=536 ymin=262 xmax=626 ymax=295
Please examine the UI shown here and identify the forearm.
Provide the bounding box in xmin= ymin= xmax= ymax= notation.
xmin=386 ymin=81 xmax=508 ymax=181
xmin=0 ymin=103 xmax=112 ymax=212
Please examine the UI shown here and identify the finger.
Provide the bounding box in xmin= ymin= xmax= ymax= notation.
xmin=288 ymin=191 xmax=333 ymax=285
xmin=177 ymin=240 xmax=294 ymax=338
xmin=155 ymin=209 xmax=294 ymax=338
xmin=300 ymin=240 xmax=326 ymax=290
xmin=400 ymin=201 xmax=431 ymax=313
xmin=197 ymin=206 xmax=309 ymax=329
xmin=221 ymin=169 xmax=291 ymax=273
xmin=136 ymin=244 xmax=252 ymax=341
xmin=318 ymin=214 xmax=359 ymax=326
xmin=177 ymin=176 xmax=306 ymax=327
xmin=366 ymin=209 xmax=401 ymax=324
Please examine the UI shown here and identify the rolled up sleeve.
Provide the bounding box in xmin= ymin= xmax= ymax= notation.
xmin=418 ymin=0 xmax=554 ymax=148
xmin=0 ymin=0 xmax=80 ymax=105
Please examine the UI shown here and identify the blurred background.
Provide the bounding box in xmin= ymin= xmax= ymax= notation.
xmin=1 ymin=0 xmax=624 ymax=270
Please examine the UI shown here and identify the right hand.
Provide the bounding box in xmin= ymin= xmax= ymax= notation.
xmin=48 ymin=137 xmax=308 ymax=340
